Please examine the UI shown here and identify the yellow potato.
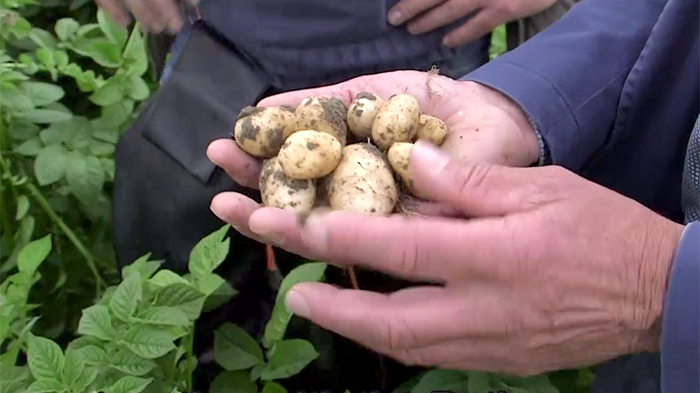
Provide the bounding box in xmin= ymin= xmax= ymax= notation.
xmin=371 ymin=93 xmax=421 ymax=150
xmin=234 ymin=105 xmax=297 ymax=158
xmin=387 ymin=142 xmax=414 ymax=192
xmin=347 ymin=92 xmax=384 ymax=140
xmin=259 ymin=156 xmax=315 ymax=213
xmin=327 ymin=143 xmax=398 ymax=215
xmin=295 ymin=96 xmax=348 ymax=146
xmin=415 ymin=114 xmax=448 ymax=146
xmin=277 ymin=130 xmax=342 ymax=180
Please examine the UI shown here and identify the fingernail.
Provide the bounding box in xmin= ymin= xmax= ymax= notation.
xmin=285 ymin=290 xmax=310 ymax=318
xmin=413 ymin=140 xmax=450 ymax=172
xmin=387 ymin=10 xmax=403 ymax=25
xmin=300 ymin=215 xmax=327 ymax=252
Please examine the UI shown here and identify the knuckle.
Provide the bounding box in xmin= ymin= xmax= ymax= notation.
xmin=451 ymin=161 xmax=492 ymax=198
xmin=378 ymin=315 xmax=415 ymax=353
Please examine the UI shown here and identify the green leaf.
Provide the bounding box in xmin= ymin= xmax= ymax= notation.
xmin=209 ymin=371 xmax=257 ymax=393
xmin=17 ymin=234 xmax=51 ymax=275
xmin=73 ymin=345 xmax=107 ymax=365
xmin=97 ymin=8 xmax=127 ymax=49
xmin=85 ymin=39 xmax=122 ymax=67
xmin=466 ymin=371 xmax=492 ymax=392
xmin=15 ymin=195 xmax=30 ymax=220
xmin=188 ymin=224 xmax=231 ymax=277
xmin=109 ymin=271 xmax=143 ymax=322
xmin=121 ymin=26 xmax=148 ymax=76
xmin=21 ymin=82 xmax=65 ymax=107
xmin=108 ymin=348 xmax=156 ymax=376
xmin=0 ymin=84 xmax=34 ymax=111
xmin=121 ymin=254 xmax=161 ymax=280
xmin=261 ymin=381 xmax=287 ymax=393
xmin=249 ymin=363 xmax=265 ymax=381
xmin=131 ymin=306 xmax=190 ymax=327
xmin=90 ymin=78 xmax=123 ymax=106
xmin=410 ymin=369 xmax=469 ymax=393
xmin=260 ymin=339 xmax=319 ymax=381
xmin=61 ymin=349 xmax=86 ymax=388
xmin=25 ymin=378 xmax=65 ymax=393
xmin=78 ymin=305 xmax=116 ymax=340
xmin=27 ymin=334 xmax=64 ymax=381
xmin=496 ymin=373 xmax=560 ymax=393
xmin=202 ymin=277 xmax=238 ymax=312
xmin=149 ymin=270 xmax=189 ymax=287
xmin=14 ymin=109 xmax=72 ymax=124
xmin=101 ymin=99 xmax=135 ymax=127
xmin=66 ymin=153 xmax=105 ymax=204
xmin=103 ymin=376 xmax=152 ymax=393
xmin=14 ymin=138 xmax=42 ymax=156
xmin=262 ymin=262 xmax=327 ymax=348
xmin=121 ymin=325 xmax=177 ymax=358
xmin=40 ymin=127 xmax=64 ymax=145
xmin=34 ymin=144 xmax=68 ymax=185
xmin=72 ymin=366 xmax=98 ymax=393
xmin=29 ymin=28 xmax=57 ymax=48
xmin=213 ymin=323 xmax=263 ymax=371
xmin=154 ymin=282 xmax=206 ymax=320
xmin=125 ymin=75 xmax=150 ymax=100
xmin=35 ymin=48 xmax=55 ymax=70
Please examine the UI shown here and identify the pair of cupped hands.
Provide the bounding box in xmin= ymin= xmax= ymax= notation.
xmin=206 ymin=71 xmax=683 ymax=376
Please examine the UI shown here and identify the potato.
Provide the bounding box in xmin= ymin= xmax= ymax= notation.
xmin=234 ymin=105 xmax=297 ymax=158
xmin=387 ymin=142 xmax=414 ymax=192
xmin=371 ymin=93 xmax=421 ymax=150
xmin=415 ymin=114 xmax=448 ymax=146
xmin=347 ymin=92 xmax=384 ymax=140
xmin=277 ymin=130 xmax=342 ymax=180
xmin=327 ymin=143 xmax=398 ymax=215
xmin=259 ymin=156 xmax=316 ymax=213
xmin=295 ymin=96 xmax=348 ymax=146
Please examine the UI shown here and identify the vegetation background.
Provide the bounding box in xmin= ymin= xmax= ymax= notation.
xmin=0 ymin=2 xmax=593 ymax=392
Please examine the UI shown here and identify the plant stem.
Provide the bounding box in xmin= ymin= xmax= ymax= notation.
xmin=24 ymin=182 xmax=106 ymax=294
xmin=185 ymin=328 xmax=195 ymax=392
xmin=0 ymin=122 xmax=16 ymax=243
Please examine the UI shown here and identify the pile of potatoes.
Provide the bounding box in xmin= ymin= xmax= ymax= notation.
xmin=233 ymin=92 xmax=448 ymax=216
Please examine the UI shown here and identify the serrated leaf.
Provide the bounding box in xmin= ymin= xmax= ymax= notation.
xmin=154 ymin=282 xmax=206 ymax=320
xmin=149 ymin=270 xmax=189 ymax=287
xmin=121 ymin=325 xmax=176 ymax=359
xmin=27 ymin=334 xmax=64 ymax=381
xmin=108 ymin=348 xmax=156 ymax=376
xmin=131 ymin=306 xmax=190 ymax=327
xmin=410 ymin=369 xmax=469 ymax=393
xmin=262 ymin=262 xmax=327 ymax=348
xmin=34 ymin=144 xmax=68 ymax=185
xmin=21 ymin=82 xmax=64 ymax=107
xmin=188 ymin=224 xmax=231 ymax=277
xmin=260 ymin=339 xmax=319 ymax=381
xmin=78 ymin=305 xmax=116 ymax=340
xmin=109 ymin=271 xmax=143 ymax=322
xmin=15 ymin=195 xmax=30 ymax=221
xmin=17 ymin=234 xmax=51 ymax=275
xmin=210 ymin=371 xmax=257 ymax=393
xmin=25 ymin=378 xmax=65 ymax=393
xmin=214 ymin=323 xmax=263 ymax=371
xmin=261 ymin=381 xmax=287 ymax=393
xmin=15 ymin=109 xmax=72 ymax=124
xmin=103 ymin=376 xmax=152 ymax=393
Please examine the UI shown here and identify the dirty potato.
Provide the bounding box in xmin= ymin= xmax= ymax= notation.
xmin=387 ymin=142 xmax=414 ymax=191
xmin=277 ymin=130 xmax=342 ymax=180
xmin=327 ymin=143 xmax=398 ymax=215
xmin=347 ymin=92 xmax=384 ymax=140
xmin=259 ymin=156 xmax=316 ymax=213
xmin=234 ymin=105 xmax=297 ymax=158
xmin=295 ymin=96 xmax=348 ymax=146
xmin=415 ymin=114 xmax=448 ymax=146
xmin=371 ymin=93 xmax=421 ymax=150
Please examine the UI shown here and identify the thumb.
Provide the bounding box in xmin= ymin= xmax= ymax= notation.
xmin=409 ymin=140 xmax=543 ymax=217
xmin=257 ymin=80 xmax=357 ymax=108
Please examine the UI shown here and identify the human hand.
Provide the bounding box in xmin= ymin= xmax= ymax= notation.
xmin=210 ymin=140 xmax=684 ymax=375
xmin=95 ymin=0 xmax=198 ymax=33
xmin=206 ymin=70 xmax=539 ymax=239
xmin=388 ymin=0 xmax=558 ymax=47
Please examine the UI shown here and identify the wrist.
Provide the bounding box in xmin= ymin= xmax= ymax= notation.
xmin=630 ymin=217 xmax=684 ymax=352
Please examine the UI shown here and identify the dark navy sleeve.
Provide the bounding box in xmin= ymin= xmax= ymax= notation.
xmin=459 ymin=0 xmax=669 ymax=171
xmin=661 ymin=221 xmax=700 ymax=393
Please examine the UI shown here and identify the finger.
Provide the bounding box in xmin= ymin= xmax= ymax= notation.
xmin=397 ymin=198 xmax=466 ymax=218
xmin=442 ymin=9 xmax=501 ymax=47
xmin=410 ymin=140 xmax=559 ymax=217
xmin=95 ymin=0 xmax=130 ymax=26
xmin=148 ymin=0 xmax=183 ymax=33
xmin=123 ymin=0 xmax=162 ymax=31
xmin=387 ymin=0 xmax=446 ymax=26
xmin=207 ymin=139 xmax=261 ymax=190
xmin=210 ymin=192 xmax=268 ymax=244
xmin=248 ymin=206 xmax=512 ymax=282
xmin=285 ymin=282 xmax=517 ymax=353
xmin=406 ymin=0 xmax=480 ymax=35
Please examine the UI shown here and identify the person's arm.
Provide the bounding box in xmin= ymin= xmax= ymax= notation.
xmin=461 ymin=0 xmax=669 ymax=170
xmin=661 ymin=220 xmax=700 ymax=393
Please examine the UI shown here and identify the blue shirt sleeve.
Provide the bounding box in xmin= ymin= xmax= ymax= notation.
xmin=459 ymin=0 xmax=669 ymax=171
xmin=661 ymin=220 xmax=700 ymax=393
